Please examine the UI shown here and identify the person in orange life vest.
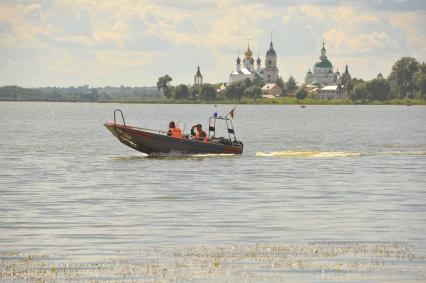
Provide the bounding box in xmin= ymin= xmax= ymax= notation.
xmin=167 ymin=121 xmax=182 ymax=138
xmin=191 ymin=124 xmax=208 ymax=142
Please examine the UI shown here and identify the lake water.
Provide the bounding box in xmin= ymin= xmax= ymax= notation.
xmin=0 ymin=102 xmax=425 ymax=282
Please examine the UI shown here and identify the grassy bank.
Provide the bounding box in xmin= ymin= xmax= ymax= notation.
xmin=108 ymin=97 xmax=426 ymax=105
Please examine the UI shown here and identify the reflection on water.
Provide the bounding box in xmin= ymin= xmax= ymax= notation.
xmin=112 ymin=152 xmax=238 ymax=160
xmin=111 ymin=155 xmax=148 ymax=161
xmin=148 ymin=152 xmax=237 ymax=159
xmin=0 ymin=102 xmax=425 ymax=282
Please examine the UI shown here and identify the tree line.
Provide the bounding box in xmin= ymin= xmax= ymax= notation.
xmin=158 ymin=56 xmax=425 ymax=102
xmin=0 ymin=85 xmax=159 ymax=102
xmin=157 ymin=73 xmax=299 ymax=101
xmin=1 ymin=57 xmax=424 ymax=103
xmin=344 ymin=57 xmax=426 ymax=102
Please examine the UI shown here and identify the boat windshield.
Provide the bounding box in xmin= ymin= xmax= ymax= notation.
xmin=208 ymin=116 xmax=238 ymax=142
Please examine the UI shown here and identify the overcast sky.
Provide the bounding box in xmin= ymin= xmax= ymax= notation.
xmin=1 ymin=0 xmax=425 ymax=87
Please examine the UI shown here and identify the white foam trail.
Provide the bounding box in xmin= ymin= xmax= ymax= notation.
xmin=148 ymin=151 xmax=236 ymax=158
xmin=375 ymin=151 xmax=426 ymax=156
xmin=149 ymin=151 xmax=186 ymax=157
xmin=256 ymin=150 xmax=426 ymax=158
xmin=192 ymin=153 xmax=236 ymax=157
xmin=256 ymin=150 xmax=361 ymax=158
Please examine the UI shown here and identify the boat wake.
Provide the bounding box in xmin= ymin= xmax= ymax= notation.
xmin=375 ymin=151 xmax=426 ymax=156
xmin=111 ymin=155 xmax=147 ymax=161
xmin=256 ymin=150 xmax=361 ymax=158
xmin=148 ymin=151 xmax=236 ymax=159
xmin=382 ymin=144 xmax=426 ymax=150
xmin=256 ymin=150 xmax=426 ymax=158
xmin=113 ymin=150 xmax=425 ymax=161
xmin=191 ymin=153 xmax=236 ymax=157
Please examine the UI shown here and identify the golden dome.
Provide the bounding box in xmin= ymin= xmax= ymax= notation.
xmin=244 ymin=47 xmax=253 ymax=59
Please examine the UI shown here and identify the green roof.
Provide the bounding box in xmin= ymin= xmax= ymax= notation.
xmin=314 ymin=59 xmax=333 ymax=68
xmin=307 ymin=81 xmax=324 ymax=88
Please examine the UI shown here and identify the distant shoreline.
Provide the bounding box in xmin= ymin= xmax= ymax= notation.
xmin=1 ymin=98 xmax=425 ymax=105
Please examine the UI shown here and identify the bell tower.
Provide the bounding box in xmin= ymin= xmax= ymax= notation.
xmin=194 ymin=65 xmax=203 ymax=85
xmin=263 ymin=36 xmax=279 ymax=83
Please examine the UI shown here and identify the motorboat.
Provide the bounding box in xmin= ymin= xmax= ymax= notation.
xmin=104 ymin=109 xmax=244 ymax=155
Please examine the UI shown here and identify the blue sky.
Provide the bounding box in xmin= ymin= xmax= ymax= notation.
xmin=1 ymin=0 xmax=425 ymax=87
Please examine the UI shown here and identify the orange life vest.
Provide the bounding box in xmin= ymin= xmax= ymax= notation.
xmin=195 ymin=130 xmax=208 ymax=142
xmin=170 ymin=127 xmax=182 ymax=138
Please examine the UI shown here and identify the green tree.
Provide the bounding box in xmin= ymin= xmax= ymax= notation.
xmin=85 ymin=88 xmax=99 ymax=101
xmin=365 ymin=79 xmax=390 ymax=101
xmin=345 ymin=78 xmax=364 ymax=95
xmin=234 ymin=81 xmax=246 ymax=100
xmin=224 ymin=83 xmax=237 ymax=100
xmin=349 ymin=82 xmax=368 ymax=101
xmin=156 ymin=75 xmax=173 ymax=98
xmin=281 ymin=85 xmax=288 ymax=97
xmin=244 ymin=85 xmax=262 ymax=101
xmin=252 ymin=73 xmax=265 ymax=88
xmin=388 ymin=57 xmax=420 ymax=99
xmin=287 ymin=76 xmax=297 ymax=93
xmin=173 ymin=84 xmax=189 ymax=100
xmin=276 ymin=77 xmax=284 ymax=96
xmin=224 ymin=81 xmax=245 ymax=100
xmin=190 ymin=85 xmax=201 ymax=101
xmin=295 ymin=87 xmax=308 ymax=100
xmin=200 ymin=84 xmax=216 ymax=100
xmin=414 ymin=63 xmax=426 ymax=98
xmin=243 ymin=78 xmax=252 ymax=89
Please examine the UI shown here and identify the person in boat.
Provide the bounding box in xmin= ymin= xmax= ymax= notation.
xmin=191 ymin=124 xmax=208 ymax=142
xmin=167 ymin=121 xmax=182 ymax=138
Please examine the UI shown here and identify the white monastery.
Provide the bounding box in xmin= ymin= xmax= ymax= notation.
xmin=305 ymin=42 xmax=343 ymax=86
xmin=224 ymin=39 xmax=353 ymax=99
xmin=230 ymin=40 xmax=279 ymax=84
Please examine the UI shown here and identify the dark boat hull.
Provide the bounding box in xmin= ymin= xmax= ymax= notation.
xmin=104 ymin=123 xmax=243 ymax=155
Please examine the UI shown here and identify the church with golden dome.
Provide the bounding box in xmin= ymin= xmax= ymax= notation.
xmin=230 ymin=40 xmax=279 ymax=83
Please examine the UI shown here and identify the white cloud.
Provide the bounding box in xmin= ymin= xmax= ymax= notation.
xmin=334 ymin=5 xmax=381 ymax=24
xmin=0 ymin=3 xmax=53 ymax=48
xmin=389 ymin=11 xmax=426 ymax=55
xmin=44 ymin=48 xmax=156 ymax=86
xmin=0 ymin=0 xmax=425 ymax=86
xmin=299 ymin=5 xmax=325 ymax=20
xmin=324 ymin=29 xmax=395 ymax=53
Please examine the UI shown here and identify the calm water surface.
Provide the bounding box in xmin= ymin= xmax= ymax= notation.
xmin=0 ymin=102 xmax=425 ymax=281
